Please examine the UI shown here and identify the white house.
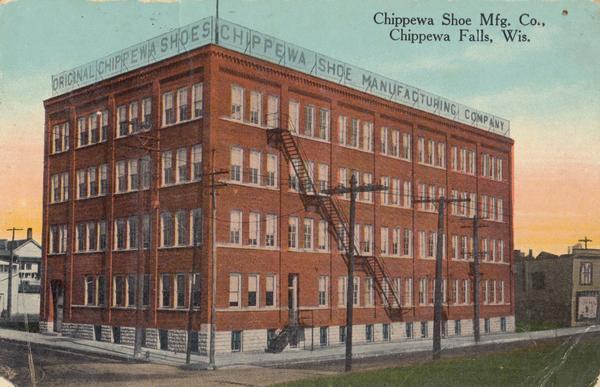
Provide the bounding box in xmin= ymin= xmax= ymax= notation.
xmin=0 ymin=229 xmax=42 ymax=319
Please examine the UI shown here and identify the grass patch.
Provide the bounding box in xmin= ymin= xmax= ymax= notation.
xmin=277 ymin=333 xmax=600 ymax=387
xmin=516 ymin=320 xmax=565 ymax=332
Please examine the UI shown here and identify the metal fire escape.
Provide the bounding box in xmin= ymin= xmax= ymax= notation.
xmin=265 ymin=124 xmax=402 ymax=352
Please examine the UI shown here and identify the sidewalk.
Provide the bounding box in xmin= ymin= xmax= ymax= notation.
xmin=0 ymin=324 xmax=598 ymax=370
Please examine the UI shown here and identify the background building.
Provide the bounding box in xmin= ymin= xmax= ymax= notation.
xmin=515 ymin=247 xmax=600 ymax=327
xmin=0 ymin=228 xmax=42 ymax=319
xmin=41 ymin=18 xmax=514 ymax=354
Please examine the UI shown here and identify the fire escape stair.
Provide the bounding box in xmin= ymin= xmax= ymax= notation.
xmin=267 ymin=127 xmax=403 ymax=320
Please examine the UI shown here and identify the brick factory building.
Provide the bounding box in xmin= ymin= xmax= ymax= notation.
xmin=41 ymin=18 xmax=514 ymax=354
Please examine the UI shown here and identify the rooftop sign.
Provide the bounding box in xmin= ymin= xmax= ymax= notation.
xmin=51 ymin=17 xmax=510 ymax=136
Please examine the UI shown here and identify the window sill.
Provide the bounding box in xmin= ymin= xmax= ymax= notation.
xmin=76 ymin=140 xmax=108 ymax=150
xmin=217 ymin=243 xmax=279 ymax=251
xmin=226 ymin=180 xmax=279 ymax=191
xmin=49 ymin=150 xmax=70 ymax=156
xmin=76 ymin=194 xmax=109 ymax=201
xmin=161 ymin=179 xmax=201 ymax=189
xmin=74 ymin=250 xmax=107 ymax=255
xmin=158 ymin=245 xmax=202 ymax=250
xmin=160 ymin=116 xmax=202 ymax=129
xmin=379 ymin=153 xmax=412 ymax=163
xmin=50 ymin=200 xmax=70 ymax=205
xmin=337 ymin=143 xmax=374 ymax=155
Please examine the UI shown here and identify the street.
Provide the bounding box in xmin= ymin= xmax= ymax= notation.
xmin=2 ymin=333 xmax=599 ymax=386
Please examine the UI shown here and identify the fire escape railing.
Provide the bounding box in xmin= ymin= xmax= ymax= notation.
xmin=267 ymin=122 xmax=402 ymax=317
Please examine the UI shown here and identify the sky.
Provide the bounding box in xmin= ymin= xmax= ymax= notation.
xmin=0 ymin=0 xmax=598 ymax=254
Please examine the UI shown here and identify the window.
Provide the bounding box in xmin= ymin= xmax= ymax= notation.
xmin=143 ymin=274 xmax=151 ymax=306
xmin=338 ymin=277 xmax=347 ymax=307
xmin=288 ymin=100 xmax=299 ymax=132
xmin=51 ymin=122 xmax=70 ymax=154
xmin=176 ymin=211 xmax=188 ymax=246
xmin=365 ymin=277 xmax=374 ymax=306
xmin=339 ymin=326 xmax=347 ymax=343
xmin=319 ymin=327 xmax=328 ymax=347
xmin=192 ymin=209 xmax=202 ymax=246
xmin=362 ymin=122 xmax=373 ymax=151
xmin=249 ymin=151 xmax=260 ymax=185
xmin=177 ymin=148 xmax=188 ymax=182
xmin=318 ymin=276 xmax=328 ymax=306
xmin=141 ymin=215 xmax=150 ymax=249
xmin=380 ymin=127 xmax=389 ymax=154
xmin=484 ymin=318 xmax=491 ymax=334
xmin=97 ymin=275 xmax=106 ymax=305
xmin=89 ymin=113 xmax=99 ymax=143
xmin=99 ymin=165 xmax=108 ymax=195
xmin=352 ymin=277 xmax=360 ymax=306
xmin=128 ymin=159 xmax=139 ymax=190
xmin=117 ymin=105 xmax=128 ymax=136
xmin=417 ymin=137 xmax=425 ymax=163
xmin=363 ymin=225 xmax=373 ymax=254
xmin=231 ymin=86 xmax=244 ymax=121
xmin=162 ymin=151 xmax=174 ymax=185
xmin=127 ymin=275 xmax=136 ymax=307
xmin=85 ymin=275 xmax=96 ymax=305
xmin=338 ymin=116 xmax=347 ymax=145
xmin=113 ymin=275 xmax=125 ymax=307
xmin=455 ymin=320 xmax=462 ymax=336
xmin=288 ymin=217 xmax=298 ymax=249
xmin=76 ymin=223 xmax=86 ymax=252
xmin=365 ymin=324 xmax=374 ymax=342
xmin=265 ymin=214 xmax=277 ymax=247
xmin=266 ymin=95 xmax=279 ymax=128
xmin=248 ymin=212 xmax=260 ymax=246
xmin=128 ymin=217 xmax=138 ymax=249
xmin=140 ymin=157 xmax=150 ymax=190
xmin=231 ymin=331 xmax=242 ymax=352
xmin=581 ymin=262 xmax=593 ymax=285
xmin=229 ymin=274 xmax=241 ymax=307
xmin=192 ymin=83 xmax=203 ymax=118
xmin=99 ymin=221 xmax=107 ymax=251
xmin=248 ymin=91 xmax=262 ymax=125
xmin=111 ymin=219 xmax=125 ymax=250
xmin=161 ymin=274 xmax=171 ymax=307
xmin=87 ymin=222 xmax=97 ymax=251
xmin=161 ymin=212 xmax=174 ymax=247
xmin=391 ymin=130 xmax=400 ymax=157
xmin=229 ymin=210 xmax=242 ymax=245
xmin=403 ymin=229 xmax=413 ymax=256
xmin=77 ymin=169 xmax=87 ymax=199
xmin=419 ymin=278 xmax=428 ymax=305
xmin=380 ymin=227 xmax=389 ymax=255
xmin=177 ymin=88 xmax=189 ymax=121
xmin=402 ymin=133 xmax=411 ymax=160
xmin=192 ymin=144 xmax=202 ymax=181
xmin=266 ymin=275 xmax=276 ymax=306
xmin=318 ymin=163 xmax=329 ymax=193
xmin=142 ymin=98 xmax=152 ymax=128
xmin=420 ymin=321 xmax=428 ymax=338
xmin=303 ymin=218 xmax=313 ymax=250
xmin=247 ymin=274 xmax=259 ymax=307
xmin=303 ymin=105 xmax=314 ymax=136
xmin=266 ymin=153 xmax=278 ymax=187
xmin=163 ymin=92 xmax=175 ymax=125
xmin=78 ymin=116 xmax=88 ymax=147
xmin=319 ymin=108 xmax=330 ymax=140
xmin=230 ymin=147 xmax=243 ymax=182
xmin=129 ymin=101 xmax=140 ymax=132
xmin=406 ymin=322 xmax=413 ymax=338
xmin=87 ymin=167 xmax=98 ymax=196
xmin=382 ymin=323 xmax=391 ymax=341
xmin=500 ymin=317 xmax=507 ymax=332
xmin=350 ymin=119 xmax=359 ymax=148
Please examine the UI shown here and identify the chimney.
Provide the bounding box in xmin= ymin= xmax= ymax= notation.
xmin=27 ymin=228 xmax=32 ymax=240
xmin=528 ymin=249 xmax=533 ymax=258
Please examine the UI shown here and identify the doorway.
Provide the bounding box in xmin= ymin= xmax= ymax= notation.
xmin=50 ymin=280 xmax=64 ymax=333
xmin=287 ymin=274 xmax=298 ymax=324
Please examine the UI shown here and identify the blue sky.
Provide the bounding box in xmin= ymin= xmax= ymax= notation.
xmin=0 ymin=0 xmax=598 ymax=253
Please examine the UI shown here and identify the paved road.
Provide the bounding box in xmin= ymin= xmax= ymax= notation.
xmin=1 ymin=333 xmax=598 ymax=386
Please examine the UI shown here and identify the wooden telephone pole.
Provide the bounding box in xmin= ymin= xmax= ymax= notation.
xmin=323 ymin=175 xmax=387 ymax=372
xmin=413 ymin=196 xmax=469 ymax=360
xmin=6 ymin=227 xmax=23 ymax=320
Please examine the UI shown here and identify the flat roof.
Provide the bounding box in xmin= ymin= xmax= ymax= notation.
xmin=50 ymin=17 xmax=510 ymax=137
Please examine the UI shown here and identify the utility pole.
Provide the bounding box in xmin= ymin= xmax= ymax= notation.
xmin=207 ymin=150 xmax=228 ymax=369
xmin=187 ymin=163 xmax=227 ymax=365
xmin=322 ymin=175 xmax=387 ymax=372
xmin=462 ymin=215 xmax=487 ymax=343
xmin=413 ymin=196 xmax=469 ymax=360
xmin=6 ymin=227 xmax=23 ymax=320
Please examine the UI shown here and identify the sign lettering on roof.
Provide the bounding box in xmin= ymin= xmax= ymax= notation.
xmin=51 ymin=17 xmax=509 ymax=136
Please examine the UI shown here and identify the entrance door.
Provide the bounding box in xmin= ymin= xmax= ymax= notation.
xmin=51 ymin=281 xmax=64 ymax=333
xmin=287 ymin=274 xmax=298 ymax=324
